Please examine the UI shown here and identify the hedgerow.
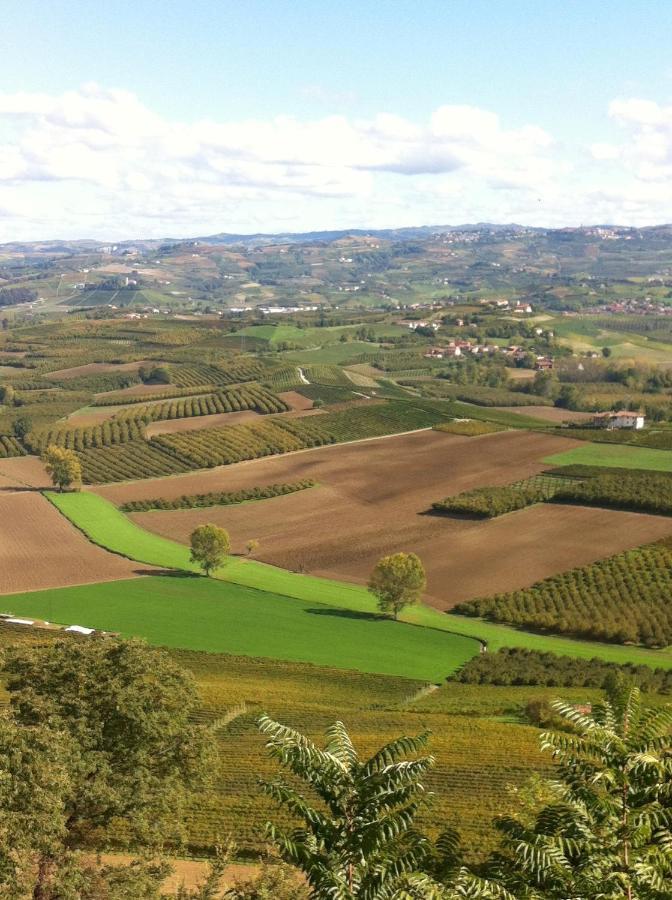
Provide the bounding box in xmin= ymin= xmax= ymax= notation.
xmin=454 ymin=542 xmax=672 ymax=647
xmin=454 ymin=646 xmax=672 ymax=693
xmin=414 ymin=381 xmax=554 ymax=407
xmin=120 ymin=479 xmax=315 ymax=512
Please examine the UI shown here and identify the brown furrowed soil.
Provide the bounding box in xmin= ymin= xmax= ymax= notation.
xmin=45 ymin=360 xmax=152 ymax=379
xmin=145 ymin=410 xmax=262 ymax=437
xmin=95 ymin=381 xmax=180 ymax=399
xmin=0 ymin=456 xmax=51 ymax=489
xmin=95 ymin=428 xmax=671 ymax=608
xmin=277 ymin=390 xmax=314 ymax=410
xmin=496 ymin=405 xmax=594 ymax=423
xmin=0 ymin=493 xmax=149 ymax=595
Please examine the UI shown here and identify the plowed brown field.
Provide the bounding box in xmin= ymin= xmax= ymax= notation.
xmin=0 ymin=456 xmax=50 ymax=489
xmin=0 ymin=493 xmax=149 ymax=595
xmin=93 ymin=428 xmax=672 ymax=608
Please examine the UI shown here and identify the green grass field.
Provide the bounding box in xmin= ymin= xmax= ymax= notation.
xmin=46 ymin=491 xmax=672 ymax=671
xmin=0 ymin=576 xmax=478 ymax=681
xmin=544 ymin=442 xmax=672 ymax=472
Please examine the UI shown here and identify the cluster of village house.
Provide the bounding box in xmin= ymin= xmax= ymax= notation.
xmin=422 ymin=341 xmax=554 ymax=370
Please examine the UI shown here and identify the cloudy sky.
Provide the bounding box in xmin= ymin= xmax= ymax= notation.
xmin=2 ymin=0 xmax=672 ymax=240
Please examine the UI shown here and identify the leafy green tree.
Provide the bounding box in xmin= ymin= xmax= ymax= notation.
xmin=258 ymin=715 xmax=447 ymax=899
xmin=483 ymin=683 xmax=672 ymax=898
xmin=602 ymin=346 xmax=612 ymax=358
xmin=42 ymin=444 xmax=82 ymax=492
xmin=2 ymin=638 xmax=213 ymax=897
xmin=12 ymin=414 xmax=32 ymax=440
xmin=190 ymin=523 xmax=231 ymax=575
xmin=368 ymin=552 xmax=426 ymax=619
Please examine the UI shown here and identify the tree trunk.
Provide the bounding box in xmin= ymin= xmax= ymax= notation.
xmin=33 ymin=854 xmax=54 ymax=900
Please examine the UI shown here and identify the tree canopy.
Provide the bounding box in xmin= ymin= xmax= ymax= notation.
xmin=368 ymin=551 xmax=426 ymax=619
xmin=190 ymin=523 xmax=231 ymax=576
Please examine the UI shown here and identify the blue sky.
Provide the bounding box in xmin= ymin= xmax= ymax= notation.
xmin=1 ymin=0 xmax=672 ymax=239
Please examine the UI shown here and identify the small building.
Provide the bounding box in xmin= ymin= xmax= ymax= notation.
xmin=592 ymin=411 xmax=646 ymax=430
xmin=535 ymin=356 xmax=554 ymax=370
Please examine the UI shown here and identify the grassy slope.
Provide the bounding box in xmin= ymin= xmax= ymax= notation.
xmin=0 ymin=576 xmax=477 ymax=682
xmin=46 ymin=492 xmax=672 ymax=670
xmin=544 ymin=442 xmax=672 ymax=472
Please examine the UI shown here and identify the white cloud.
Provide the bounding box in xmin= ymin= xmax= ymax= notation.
xmin=2 ymin=84 xmax=672 ymax=239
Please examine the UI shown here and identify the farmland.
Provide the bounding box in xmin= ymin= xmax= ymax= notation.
xmin=8 ymin=227 xmax=672 ymax=878
xmin=96 ymin=429 xmax=672 ymax=606
xmin=0 ymin=575 xmax=478 ymax=681
xmin=0 ymin=493 xmax=147 ymax=594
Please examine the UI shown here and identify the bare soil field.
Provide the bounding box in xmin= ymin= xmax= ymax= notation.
xmin=62 ymin=407 xmax=119 ymax=427
xmin=0 ymin=493 xmax=148 ymax=595
xmin=96 ymin=430 xmax=577 ymax=506
xmin=145 ymin=410 xmax=262 ymax=437
xmin=45 ymin=360 xmax=151 ymax=380
xmin=277 ymin=390 xmax=314 ymax=411
xmin=496 ymin=405 xmax=594 ymax=423
xmin=96 ymin=428 xmax=670 ymax=607
xmin=0 ymin=456 xmax=50 ymax=489
xmin=95 ymin=381 xmax=179 ymax=399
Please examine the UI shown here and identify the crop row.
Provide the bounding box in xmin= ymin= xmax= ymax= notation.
xmin=26 ymin=419 xmax=145 ymax=454
xmin=120 ymin=479 xmax=315 ymax=512
xmin=432 ymin=474 xmax=574 ymax=518
xmin=455 ymin=542 xmax=672 ymax=647
xmin=115 ymin=385 xmax=288 ymax=423
xmin=552 ymin=470 xmax=672 ymax=516
xmin=77 ymin=441 xmax=191 ymax=483
xmin=92 ymin=383 xmax=219 ymax=406
xmin=151 ymin=401 xmax=448 ymax=469
xmin=170 ymin=360 xmax=267 ymax=388
xmin=0 ymin=435 xmax=25 ymax=458
xmin=303 ymin=364 xmax=354 ymax=386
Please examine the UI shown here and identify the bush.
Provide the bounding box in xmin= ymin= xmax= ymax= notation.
xmin=121 ymin=479 xmax=315 ymax=512
xmin=433 ymin=419 xmax=506 ymax=437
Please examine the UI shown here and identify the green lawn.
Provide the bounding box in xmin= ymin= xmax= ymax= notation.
xmin=0 ymin=576 xmax=478 ymax=681
xmin=544 ymin=442 xmax=672 ymax=472
xmin=47 ymin=491 xmax=672 ymax=671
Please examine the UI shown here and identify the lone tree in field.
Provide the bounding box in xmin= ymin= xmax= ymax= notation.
xmin=190 ymin=523 xmax=230 ymax=576
xmin=368 ymin=551 xmax=426 ymax=619
xmin=42 ymin=445 xmax=82 ymax=492
xmin=245 ymin=538 xmax=260 ymax=557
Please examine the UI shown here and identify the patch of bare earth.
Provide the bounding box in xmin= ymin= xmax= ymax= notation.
xmin=99 ymin=428 xmax=671 ymax=608
xmin=496 ymin=405 xmax=594 ymax=423
xmin=95 ymin=381 xmax=180 ymax=399
xmin=45 ymin=360 xmax=153 ymax=379
xmin=62 ymin=407 xmax=119 ymax=427
xmin=0 ymin=456 xmax=51 ymax=489
xmin=277 ymin=390 xmax=314 ymax=411
xmin=0 ymin=493 xmax=149 ymax=595
xmin=145 ymin=410 xmax=262 ymax=437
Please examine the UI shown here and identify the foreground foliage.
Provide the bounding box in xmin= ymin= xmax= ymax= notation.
xmin=484 ymin=685 xmax=672 ymax=898
xmin=0 ymin=638 xmax=212 ymax=898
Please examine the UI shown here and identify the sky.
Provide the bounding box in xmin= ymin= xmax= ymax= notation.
xmin=2 ymin=0 xmax=672 ymax=240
